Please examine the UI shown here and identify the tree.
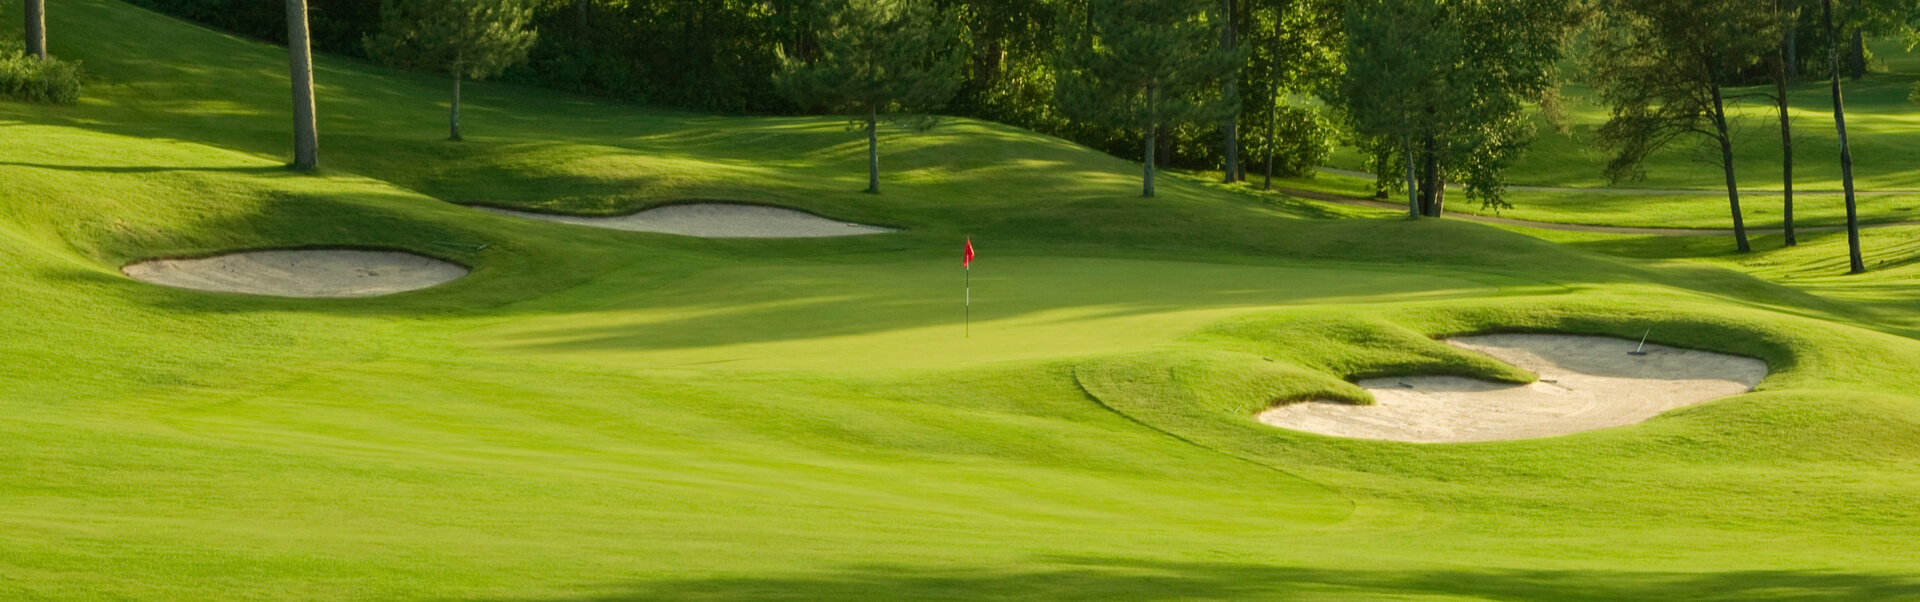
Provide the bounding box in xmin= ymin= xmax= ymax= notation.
xmin=777 ymin=0 xmax=967 ymax=194
xmin=1219 ymin=0 xmax=1241 ymax=183
xmin=24 ymin=0 xmax=45 ymax=60
xmin=1770 ymin=0 xmax=1800 ymax=246
xmin=287 ymin=0 xmax=319 ymax=171
xmin=1587 ymin=0 xmax=1777 ymax=252
xmin=1243 ymin=0 xmax=1341 ymax=190
xmin=1055 ymin=0 xmax=1240 ymax=197
xmin=1334 ymin=0 xmax=1578 ymax=219
xmin=367 ymin=0 xmax=539 ymax=141
xmin=1827 ymin=0 xmax=1866 ymax=272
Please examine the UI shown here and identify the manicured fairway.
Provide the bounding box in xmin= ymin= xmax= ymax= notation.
xmin=5 ymin=1 xmax=1920 ymax=600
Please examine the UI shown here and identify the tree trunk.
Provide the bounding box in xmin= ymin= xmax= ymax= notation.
xmin=1220 ymin=0 xmax=1238 ymax=183
xmin=866 ymin=103 xmax=880 ymax=194
xmin=1419 ymin=132 xmax=1440 ymax=218
xmin=1143 ymin=86 xmax=1157 ymax=198
xmin=1786 ymin=18 xmax=1800 ymax=82
xmin=575 ymin=0 xmax=590 ymax=36
xmin=1774 ymin=19 xmax=1797 ymax=246
xmin=1710 ymin=83 xmax=1751 ymax=253
xmin=1262 ymin=91 xmax=1277 ymax=190
xmin=286 ymin=0 xmax=319 ymax=171
xmin=1848 ymin=27 xmax=1865 ymax=80
xmin=1403 ymin=135 xmax=1418 ymax=219
xmin=1824 ymin=0 xmax=1866 ymax=272
xmin=24 ymin=0 xmax=45 ymax=60
xmin=449 ymin=65 xmax=464 ymax=141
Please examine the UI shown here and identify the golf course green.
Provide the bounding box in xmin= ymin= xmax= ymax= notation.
xmin=4 ymin=1 xmax=1920 ymax=600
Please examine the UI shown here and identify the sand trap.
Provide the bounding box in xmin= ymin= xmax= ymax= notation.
xmin=1257 ymin=334 xmax=1767 ymax=443
xmin=476 ymin=203 xmax=895 ymax=238
xmin=123 ymin=249 xmax=467 ymax=298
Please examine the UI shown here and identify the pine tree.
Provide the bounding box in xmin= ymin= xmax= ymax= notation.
xmin=777 ymin=0 xmax=967 ymax=195
xmin=366 ymin=0 xmax=539 ymax=142
xmin=1055 ymin=0 xmax=1240 ymax=197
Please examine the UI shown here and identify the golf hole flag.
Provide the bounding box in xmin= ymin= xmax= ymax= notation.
xmin=963 ymin=238 xmax=974 ymax=337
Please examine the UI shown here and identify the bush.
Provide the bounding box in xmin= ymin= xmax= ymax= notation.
xmin=1257 ymin=106 xmax=1334 ymax=179
xmin=0 ymin=46 xmax=83 ymax=105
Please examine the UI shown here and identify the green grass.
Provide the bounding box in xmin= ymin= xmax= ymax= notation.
xmin=1311 ymin=39 xmax=1920 ymax=230
xmin=6 ymin=1 xmax=1920 ymax=600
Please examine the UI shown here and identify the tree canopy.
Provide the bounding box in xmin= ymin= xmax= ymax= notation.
xmin=776 ymin=0 xmax=968 ymax=193
xmin=1586 ymin=0 xmax=1779 ymax=251
xmin=1333 ymin=0 xmax=1580 ymax=216
xmin=1054 ymin=0 xmax=1240 ymax=196
xmin=366 ymin=0 xmax=538 ymax=140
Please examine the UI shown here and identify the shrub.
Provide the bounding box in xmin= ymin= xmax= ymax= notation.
xmin=0 ymin=48 xmax=83 ymax=105
xmin=1259 ymin=106 xmax=1334 ymax=179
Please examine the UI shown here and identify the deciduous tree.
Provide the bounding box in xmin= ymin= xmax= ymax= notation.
xmin=1335 ymin=0 xmax=1578 ymax=219
xmin=1587 ymin=0 xmax=1777 ymax=252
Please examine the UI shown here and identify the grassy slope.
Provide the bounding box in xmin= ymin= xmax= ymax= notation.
xmin=2 ymin=2 xmax=1920 ymax=600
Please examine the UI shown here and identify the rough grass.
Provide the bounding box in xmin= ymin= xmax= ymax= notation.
xmin=4 ymin=1 xmax=1920 ymax=600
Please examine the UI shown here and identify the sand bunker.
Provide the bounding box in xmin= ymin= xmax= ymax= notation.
xmin=1257 ymin=334 xmax=1767 ymax=443
xmin=123 ymin=249 xmax=467 ymax=298
xmin=477 ymin=203 xmax=895 ymax=238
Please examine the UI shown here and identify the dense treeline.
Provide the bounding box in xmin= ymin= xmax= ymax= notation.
xmin=125 ymin=0 xmax=1335 ymax=174
xmin=120 ymin=0 xmax=1920 ymax=268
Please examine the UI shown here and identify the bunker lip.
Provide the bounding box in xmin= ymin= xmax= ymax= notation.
xmin=122 ymin=248 xmax=469 ymax=298
xmin=1257 ymin=334 xmax=1769 ymax=443
xmin=471 ymin=202 xmax=897 ymax=238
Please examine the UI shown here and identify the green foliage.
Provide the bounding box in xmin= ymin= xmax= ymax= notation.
xmin=1333 ymin=0 xmax=1582 ymax=210
xmin=1585 ymin=0 xmax=1779 ymax=184
xmin=0 ymin=43 xmax=81 ymax=105
xmin=775 ymin=0 xmax=967 ymax=125
xmin=1257 ymin=104 xmax=1333 ymax=178
xmin=1054 ymin=0 xmax=1239 ymax=133
xmin=364 ymin=0 xmax=536 ymax=80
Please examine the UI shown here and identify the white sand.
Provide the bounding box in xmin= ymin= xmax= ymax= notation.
xmin=1257 ymin=334 xmax=1768 ymax=443
xmin=123 ymin=250 xmax=468 ymax=298
xmin=476 ymin=203 xmax=895 ymax=238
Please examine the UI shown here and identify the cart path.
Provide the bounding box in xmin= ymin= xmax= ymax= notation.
xmin=1316 ymin=167 xmax=1920 ymax=196
xmin=1275 ymin=185 xmax=1920 ymax=237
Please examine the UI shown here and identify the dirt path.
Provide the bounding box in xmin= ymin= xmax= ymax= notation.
xmin=1316 ymin=167 xmax=1920 ymax=195
xmin=1276 ymin=185 xmax=1920 ymax=236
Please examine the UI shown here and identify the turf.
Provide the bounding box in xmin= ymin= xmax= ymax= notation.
xmin=5 ymin=1 xmax=1920 ymax=600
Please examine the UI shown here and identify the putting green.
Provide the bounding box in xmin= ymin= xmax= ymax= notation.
xmin=467 ymin=257 xmax=1495 ymax=371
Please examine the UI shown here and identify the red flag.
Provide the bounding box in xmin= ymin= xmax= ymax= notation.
xmin=963 ymin=238 xmax=975 ymax=268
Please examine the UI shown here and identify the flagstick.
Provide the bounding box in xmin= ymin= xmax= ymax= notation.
xmin=965 ymin=264 xmax=970 ymax=338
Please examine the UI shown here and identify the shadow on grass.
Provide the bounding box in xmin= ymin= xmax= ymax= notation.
xmin=0 ymin=161 xmax=289 ymax=175
xmin=474 ymin=557 xmax=1920 ymax=601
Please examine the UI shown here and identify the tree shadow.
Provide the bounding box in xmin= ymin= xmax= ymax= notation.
xmin=469 ymin=557 xmax=1920 ymax=601
xmin=0 ymin=160 xmax=288 ymax=175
